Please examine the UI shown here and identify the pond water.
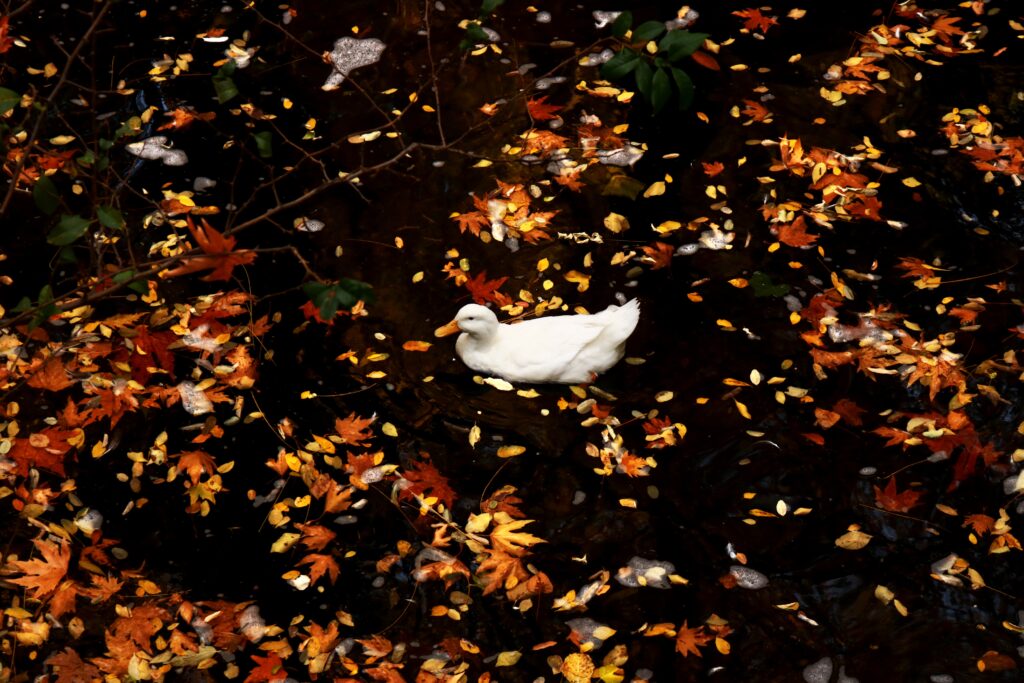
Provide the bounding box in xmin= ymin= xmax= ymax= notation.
xmin=4 ymin=0 xmax=1024 ymax=681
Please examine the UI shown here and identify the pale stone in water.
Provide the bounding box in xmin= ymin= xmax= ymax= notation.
xmin=322 ymin=37 xmax=386 ymax=91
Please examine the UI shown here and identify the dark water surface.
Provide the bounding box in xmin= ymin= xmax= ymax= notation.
xmin=5 ymin=0 xmax=1024 ymax=681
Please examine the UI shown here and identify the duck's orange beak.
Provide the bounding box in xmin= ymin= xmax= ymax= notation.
xmin=434 ymin=319 xmax=461 ymax=337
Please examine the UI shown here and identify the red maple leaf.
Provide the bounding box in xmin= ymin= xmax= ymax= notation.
xmin=245 ymin=653 xmax=287 ymax=683
xmin=0 ymin=16 xmax=15 ymax=54
xmin=733 ymin=8 xmax=778 ymax=33
xmin=9 ymin=427 xmax=78 ymax=476
xmin=399 ymin=457 xmax=456 ymax=508
xmin=464 ymin=271 xmax=510 ymax=305
xmin=702 ymin=161 xmax=725 ymax=177
xmin=777 ymin=216 xmax=818 ymax=247
xmin=873 ymin=477 xmax=922 ymax=512
xmin=163 ymin=217 xmax=256 ymax=282
xmin=526 ymin=96 xmax=561 ymax=121
xmin=832 ymin=398 xmax=866 ymax=426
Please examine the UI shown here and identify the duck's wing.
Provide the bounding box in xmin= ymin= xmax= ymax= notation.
xmin=500 ymin=315 xmax=614 ymax=380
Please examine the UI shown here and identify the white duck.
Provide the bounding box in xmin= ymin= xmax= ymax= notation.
xmin=434 ymin=299 xmax=640 ymax=384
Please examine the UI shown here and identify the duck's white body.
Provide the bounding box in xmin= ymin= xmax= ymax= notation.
xmin=435 ymin=299 xmax=640 ymax=384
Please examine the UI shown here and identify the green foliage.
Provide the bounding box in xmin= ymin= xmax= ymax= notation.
xmin=302 ymin=279 xmax=374 ymax=321
xmin=12 ymin=285 xmax=57 ymax=330
xmin=0 ymin=87 xmax=19 ymax=115
xmin=750 ymin=271 xmax=790 ymax=298
xmin=33 ymin=176 xmax=60 ymax=215
xmin=459 ymin=23 xmax=490 ymax=51
xmin=46 ymin=214 xmax=91 ymax=246
xmin=97 ymin=205 xmax=125 ymax=230
xmin=213 ymin=61 xmax=239 ymax=104
xmin=252 ymin=131 xmax=273 ymax=159
xmin=599 ymin=13 xmax=707 ymax=114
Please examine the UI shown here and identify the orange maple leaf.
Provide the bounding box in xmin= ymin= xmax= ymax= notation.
xmin=163 ymin=217 xmax=256 ymax=282
xmin=8 ymin=538 xmax=71 ymax=599
xmin=175 ymin=451 xmax=218 ymax=484
xmin=296 ymin=523 xmax=337 ymax=551
xmin=46 ymin=648 xmax=102 ymax=682
xmin=675 ymin=621 xmax=713 ymax=657
xmin=334 ymin=413 xmax=375 ymax=446
xmin=453 ymin=211 xmax=489 ymax=237
xmin=741 ymin=99 xmax=772 ymax=123
xmin=641 ymin=242 xmax=674 ymax=270
xmin=299 ymin=553 xmax=340 ymax=586
xmin=245 ymin=652 xmax=287 ymax=683
xmin=476 ymin=548 xmax=527 ymax=596
xmin=777 ymin=216 xmax=818 ymax=247
xmin=963 ymin=514 xmax=995 ymax=536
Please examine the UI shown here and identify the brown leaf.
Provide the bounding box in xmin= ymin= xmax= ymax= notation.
xmin=334 ymin=413 xmax=375 ymax=447
xmin=299 ymin=553 xmax=340 ymax=585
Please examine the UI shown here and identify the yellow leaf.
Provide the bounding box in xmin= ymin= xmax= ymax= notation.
xmin=381 ymin=422 xmax=398 ymax=437
xmin=49 ymin=135 xmax=76 ymax=145
xmin=495 ymin=651 xmax=521 ymax=667
xmin=642 ymin=181 xmax=666 ymax=198
xmin=835 ymin=529 xmax=872 ymax=550
xmin=497 ymin=445 xmax=526 ymax=458
xmin=603 ymin=213 xmax=630 ymax=233
xmin=902 ymin=177 xmax=922 ymax=187
xmin=270 ymin=532 xmax=301 ymax=553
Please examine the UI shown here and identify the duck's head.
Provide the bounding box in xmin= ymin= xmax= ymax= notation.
xmin=434 ymin=304 xmax=498 ymax=339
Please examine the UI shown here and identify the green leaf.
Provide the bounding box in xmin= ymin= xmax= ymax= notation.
xmin=750 ymin=271 xmax=790 ymax=298
xmin=480 ymin=0 xmax=504 ymax=15
xmin=600 ymin=50 xmax=640 ymax=81
xmin=670 ymin=67 xmax=695 ymax=109
xmin=460 ymin=23 xmax=490 ymax=50
xmin=634 ymin=60 xmax=653 ymax=99
xmin=660 ymin=31 xmax=708 ymax=62
xmin=610 ymin=11 xmax=633 ymax=38
xmin=0 ymin=87 xmax=19 ymax=115
xmin=77 ymin=149 xmax=96 ymax=167
xmin=601 ymin=175 xmax=645 ymax=200
xmin=338 ymin=278 xmax=374 ymax=304
xmin=112 ymin=269 xmax=148 ymax=294
xmin=33 ymin=176 xmax=60 ymax=215
xmin=213 ymin=61 xmax=239 ymax=104
xmin=632 ymin=20 xmax=666 ymax=43
xmin=97 ymin=205 xmax=125 ymax=230
xmin=29 ymin=285 xmax=57 ymax=330
xmin=47 ymin=214 xmax=91 ymax=246
xmin=252 ymin=131 xmax=273 ymax=158
xmin=650 ymin=68 xmax=671 ymax=114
